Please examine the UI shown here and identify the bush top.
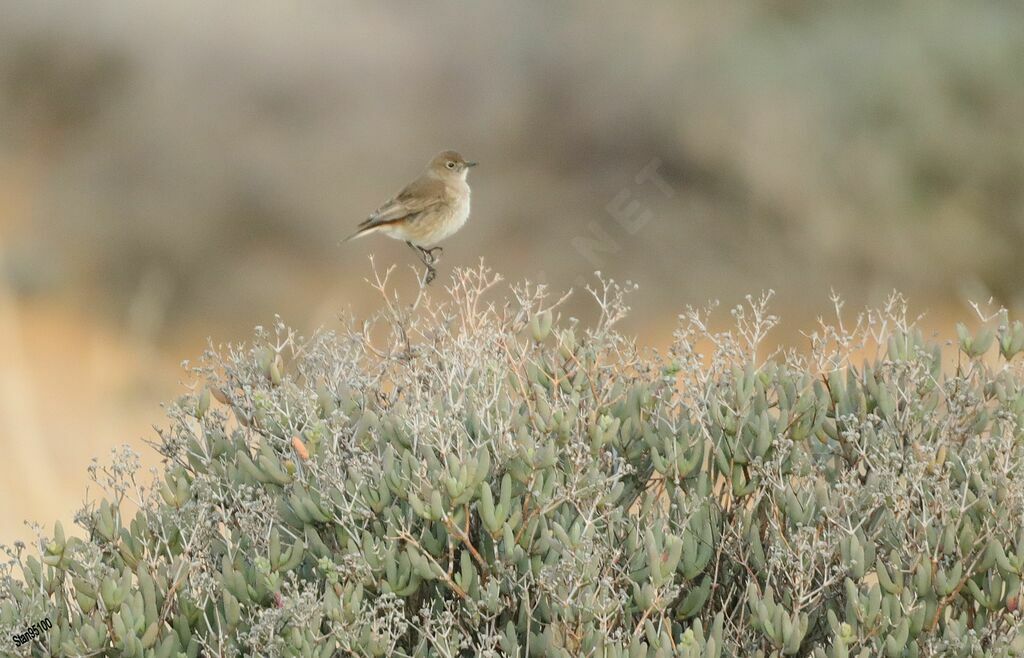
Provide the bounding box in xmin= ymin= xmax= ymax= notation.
xmin=2 ymin=267 xmax=1023 ymax=657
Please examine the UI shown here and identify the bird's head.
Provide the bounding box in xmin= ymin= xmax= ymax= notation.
xmin=429 ymin=150 xmax=477 ymax=180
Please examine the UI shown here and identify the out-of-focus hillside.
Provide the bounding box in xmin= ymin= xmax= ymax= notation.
xmin=1 ymin=1 xmax=1022 ymax=542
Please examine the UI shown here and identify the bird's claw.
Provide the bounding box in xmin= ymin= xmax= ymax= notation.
xmin=407 ymin=242 xmax=441 ymax=284
xmin=423 ymin=246 xmax=443 ymax=264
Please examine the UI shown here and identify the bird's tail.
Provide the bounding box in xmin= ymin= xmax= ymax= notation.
xmin=341 ymin=225 xmax=380 ymax=244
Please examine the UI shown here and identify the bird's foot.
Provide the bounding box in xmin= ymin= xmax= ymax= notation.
xmin=423 ymin=246 xmax=443 ymax=264
xmin=408 ymin=242 xmax=440 ymax=284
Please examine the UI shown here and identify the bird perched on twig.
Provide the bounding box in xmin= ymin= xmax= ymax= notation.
xmin=345 ymin=150 xmax=477 ymax=284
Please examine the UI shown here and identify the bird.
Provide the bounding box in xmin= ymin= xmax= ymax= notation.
xmin=345 ymin=150 xmax=477 ymax=284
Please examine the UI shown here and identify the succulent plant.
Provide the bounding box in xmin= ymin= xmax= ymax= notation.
xmin=2 ymin=267 xmax=1023 ymax=656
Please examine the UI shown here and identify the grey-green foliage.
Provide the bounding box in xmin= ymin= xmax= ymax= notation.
xmin=2 ymin=268 xmax=1024 ymax=657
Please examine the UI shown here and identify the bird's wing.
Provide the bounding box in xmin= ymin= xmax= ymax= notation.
xmin=357 ymin=176 xmax=448 ymax=230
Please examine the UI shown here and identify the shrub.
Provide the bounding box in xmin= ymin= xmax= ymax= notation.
xmin=2 ymin=265 xmax=1024 ymax=657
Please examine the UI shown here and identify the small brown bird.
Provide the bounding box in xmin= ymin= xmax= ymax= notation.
xmin=346 ymin=150 xmax=477 ymax=283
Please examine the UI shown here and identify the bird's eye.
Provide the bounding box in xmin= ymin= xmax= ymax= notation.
xmin=447 ymin=161 xmax=455 ymax=169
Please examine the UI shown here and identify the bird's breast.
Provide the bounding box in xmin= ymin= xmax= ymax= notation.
xmin=449 ymin=190 xmax=471 ymax=230
xmin=400 ymin=186 xmax=470 ymax=247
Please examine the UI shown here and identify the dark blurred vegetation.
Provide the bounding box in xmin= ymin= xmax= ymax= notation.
xmin=0 ymin=0 xmax=1022 ymax=539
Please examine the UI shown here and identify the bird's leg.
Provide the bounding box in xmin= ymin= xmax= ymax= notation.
xmin=423 ymin=246 xmax=443 ymax=264
xmin=419 ymin=246 xmax=441 ymax=284
xmin=408 ymin=243 xmax=436 ymax=267
xmin=407 ymin=242 xmax=438 ymax=284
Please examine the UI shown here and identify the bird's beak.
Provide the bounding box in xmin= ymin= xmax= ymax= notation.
xmin=465 ymin=161 xmax=478 ymax=168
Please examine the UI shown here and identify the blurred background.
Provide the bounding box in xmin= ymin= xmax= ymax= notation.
xmin=1 ymin=0 xmax=1023 ymax=542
